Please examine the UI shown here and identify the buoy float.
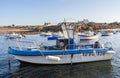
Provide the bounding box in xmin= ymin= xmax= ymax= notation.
xmin=106 ymin=51 xmax=116 ymax=54
xmin=46 ymin=55 xmax=61 ymax=61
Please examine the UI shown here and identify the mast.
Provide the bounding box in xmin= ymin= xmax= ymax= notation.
xmin=61 ymin=21 xmax=75 ymax=49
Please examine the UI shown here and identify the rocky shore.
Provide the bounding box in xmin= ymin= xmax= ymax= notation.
xmin=0 ymin=21 xmax=120 ymax=34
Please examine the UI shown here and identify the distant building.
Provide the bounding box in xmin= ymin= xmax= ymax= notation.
xmin=83 ymin=19 xmax=89 ymax=24
xmin=44 ymin=22 xmax=52 ymax=26
xmin=78 ymin=19 xmax=89 ymax=24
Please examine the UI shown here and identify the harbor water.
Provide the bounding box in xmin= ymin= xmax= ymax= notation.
xmin=0 ymin=33 xmax=120 ymax=78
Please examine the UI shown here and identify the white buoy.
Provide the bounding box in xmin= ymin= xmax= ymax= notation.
xmin=46 ymin=56 xmax=61 ymax=61
xmin=106 ymin=51 xmax=116 ymax=54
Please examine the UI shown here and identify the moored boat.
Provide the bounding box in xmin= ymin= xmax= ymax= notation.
xmin=40 ymin=31 xmax=52 ymax=36
xmin=78 ymin=31 xmax=99 ymax=40
xmin=101 ymin=31 xmax=113 ymax=36
xmin=8 ymin=23 xmax=116 ymax=64
xmin=5 ymin=33 xmax=25 ymax=39
xmin=78 ymin=35 xmax=98 ymax=40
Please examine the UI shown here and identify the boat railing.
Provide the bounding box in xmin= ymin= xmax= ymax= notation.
xmin=8 ymin=39 xmax=40 ymax=50
xmin=64 ymin=44 xmax=94 ymax=50
xmin=104 ymin=42 xmax=112 ymax=48
xmin=98 ymin=38 xmax=112 ymax=48
xmin=64 ymin=41 xmax=112 ymax=50
xmin=8 ymin=38 xmax=112 ymax=51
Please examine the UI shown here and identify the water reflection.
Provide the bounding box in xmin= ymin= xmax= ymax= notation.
xmin=11 ymin=61 xmax=113 ymax=78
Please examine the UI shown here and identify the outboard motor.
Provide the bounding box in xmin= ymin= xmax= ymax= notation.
xmin=56 ymin=39 xmax=68 ymax=49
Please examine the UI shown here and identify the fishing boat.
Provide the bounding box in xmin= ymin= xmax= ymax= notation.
xmin=8 ymin=23 xmax=116 ymax=64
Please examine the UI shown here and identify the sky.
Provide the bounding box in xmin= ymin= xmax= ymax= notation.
xmin=0 ymin=0 xmax=120 ymax=25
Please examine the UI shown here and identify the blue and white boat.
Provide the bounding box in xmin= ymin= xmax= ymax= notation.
xmin=8 ymin=23 xmax=116 ymax=64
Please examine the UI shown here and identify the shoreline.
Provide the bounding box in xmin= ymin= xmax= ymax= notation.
xmin=0 ymin=29 xmax=40 ymax=34
xmin=0 ymin=27 xmax=120 ymax=35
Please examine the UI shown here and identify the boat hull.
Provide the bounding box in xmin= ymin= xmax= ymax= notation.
xmin=14 ymin=52 xmax=114 ymax=64
xmin=101 ymin=32 xmax=113 ymax=36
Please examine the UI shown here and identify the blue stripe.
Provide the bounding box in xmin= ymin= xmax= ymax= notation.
xmin=8 ymin=47 xmax=113 ymax=56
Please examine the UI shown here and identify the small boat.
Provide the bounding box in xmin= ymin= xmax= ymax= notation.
xmin=101 ymin=31 xmax=113 ymax=36
xmin=5 ymin=33 xmax=25 ymax=39
xmin=78 ymin=35 xmax=98 ymax=40
xmin=8 ymin=23 xmax=115 ymax=64
xmin=78 ymin=31 xmax=98 ymax=40
xmin=40 ymin=32 xmax=46 ymax=36
xmin=40 ymin=32 xmax=52 ymax=36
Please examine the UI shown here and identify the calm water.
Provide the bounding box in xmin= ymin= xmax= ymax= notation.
xmin=0 ymin=33 xmax=120 ymax=78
